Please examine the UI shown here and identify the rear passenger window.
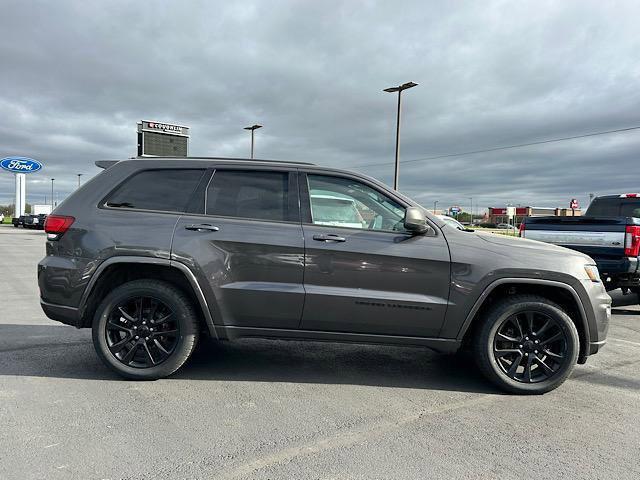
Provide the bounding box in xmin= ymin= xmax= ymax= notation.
xmin=206 ymin=170 xmax=289 ymax=222
xmin=106 ymin=169 xmax=205 ymax=212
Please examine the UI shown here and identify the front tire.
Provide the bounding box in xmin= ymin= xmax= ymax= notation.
xmin=92 ymin=279 xmax=199 ymax=380
xmin=474 ymin=295 xmax=579 ymax=394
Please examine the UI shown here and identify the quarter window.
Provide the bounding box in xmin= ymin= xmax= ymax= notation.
xmin=106 ymin=169 xmax=205 ymax=212
xmin=307 ymin=175 xmax=406 ymax=231
xmin=206 ymin=170 xmax=290 ymax=222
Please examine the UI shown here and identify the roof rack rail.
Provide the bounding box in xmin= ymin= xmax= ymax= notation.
xmin=135 ymin=156 xmax=315 ymax=165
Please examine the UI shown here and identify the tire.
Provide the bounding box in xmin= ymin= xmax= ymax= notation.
xmin=92 ymin=279 xmax=199 ymax=380
xmin=473 ymin=294 xmax=579 ymax=395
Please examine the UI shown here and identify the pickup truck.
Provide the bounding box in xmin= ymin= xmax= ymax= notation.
xmin=521 ymin=194 xmax=640 ymax=294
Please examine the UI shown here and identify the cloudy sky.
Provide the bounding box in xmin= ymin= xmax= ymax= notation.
xmin=1 ymin=0 xmax=639 ymax=212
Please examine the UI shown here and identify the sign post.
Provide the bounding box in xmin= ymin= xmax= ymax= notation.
xmin=1 ymin=157 xmax=44 ymax=217
xmin=570 ymin=198 xmax=579 ymax=216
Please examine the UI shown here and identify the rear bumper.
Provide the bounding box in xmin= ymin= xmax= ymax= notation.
xmin=40 ymin=299 xmax=81 ymax=327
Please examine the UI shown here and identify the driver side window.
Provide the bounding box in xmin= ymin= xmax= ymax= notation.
xmin=307 ymin=174 xmax=406 ymax=232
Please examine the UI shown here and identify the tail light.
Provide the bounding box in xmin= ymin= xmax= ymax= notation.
xmin=44 ymin=215 xmax=75 ymax=240
xmin=519 ymin=222 xmax=526 ymax=237
xmin=624 ymin=225 xmax=640 ymax=257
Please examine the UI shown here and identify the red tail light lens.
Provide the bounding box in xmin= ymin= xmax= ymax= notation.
xmin=624 ymin=225 xmax=640 ymax=257
xmin=44 ymin=215 xmax=75 ymax=239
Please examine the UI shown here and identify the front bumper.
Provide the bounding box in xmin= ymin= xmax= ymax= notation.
xmin=580 ymin=279 xmax=611 ymax=361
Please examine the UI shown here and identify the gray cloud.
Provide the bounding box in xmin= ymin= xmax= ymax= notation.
xmin=1 ymin=0 xmax=639 ymax=212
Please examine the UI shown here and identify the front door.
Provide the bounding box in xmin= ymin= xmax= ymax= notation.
xmin=171 ymin=167 xmax=305 ymax=330
xmin=299 ymin=172 xmax=451 ymax=337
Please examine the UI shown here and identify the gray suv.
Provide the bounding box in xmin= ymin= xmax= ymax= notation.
xmin=38 ymin=157 xmax=610 ymax=394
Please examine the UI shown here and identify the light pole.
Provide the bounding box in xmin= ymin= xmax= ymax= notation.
xmin=383 ymin=81 xmax=418 ymax=190
xmin=50 ymin=178 xmax=55 ymax=208
xmin=468 ymin=197 xmax=473 ymax=225
xmin=243 ymin=124 xmax=262 ymax=159
xmin=433 ymin=200 xmax=438 ymax=214
xmin=77 ymin=173 xmax=83 ymax=188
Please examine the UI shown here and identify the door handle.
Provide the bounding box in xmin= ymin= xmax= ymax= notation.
xmin=185 ymin=224 xmax=219 ymax=232
xmin=313 ymin=233 xmax=346 ymax=242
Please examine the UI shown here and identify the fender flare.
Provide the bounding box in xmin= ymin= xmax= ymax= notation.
xmin=456 ymin=278 xmax=590 ymax=352
xmin=78 ymin=256 xmax=218 ymax=339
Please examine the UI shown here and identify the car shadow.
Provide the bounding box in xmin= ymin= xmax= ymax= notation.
xmin=0 ymin=324 xmax=500 ymax=394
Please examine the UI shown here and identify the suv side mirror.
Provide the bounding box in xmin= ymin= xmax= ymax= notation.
xmin=404 ymin=207 xmax=430 ymax=234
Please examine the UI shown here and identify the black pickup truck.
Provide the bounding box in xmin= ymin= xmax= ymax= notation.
xmin=521 ymin=194 xmax=640 ymax=294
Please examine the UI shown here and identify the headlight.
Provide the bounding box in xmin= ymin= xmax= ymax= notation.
xmin=584 ymin=264 xmax=600 ymax=282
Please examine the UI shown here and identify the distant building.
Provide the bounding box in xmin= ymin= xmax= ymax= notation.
xmin=488 ymin=206 xmax=582 ymax=225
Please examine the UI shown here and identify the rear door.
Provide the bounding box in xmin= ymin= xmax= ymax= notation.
xmin=171 ymin=167 xmax=305 ymax=330
xmin=298 ymin=172 xmax=451 ymax=337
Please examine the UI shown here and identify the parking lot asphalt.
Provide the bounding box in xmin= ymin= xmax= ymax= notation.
xmin=0 ymin=224 xmax=639 ymax=480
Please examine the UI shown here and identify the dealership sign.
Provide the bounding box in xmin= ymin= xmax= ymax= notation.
xmin=147 ymin=122 xmax=183 ymax=133
xmin=0 ymin=156 xmax=43 ymax=174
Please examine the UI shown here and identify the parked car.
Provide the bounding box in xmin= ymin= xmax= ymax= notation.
xmin=436 ymin=214 xmax=465 ymax=230
xmin=521 ymin=194 xmax=640 ymax=295
xmin=23 ymin=214 xmax=47 ymax=229
xmin=12 ymin=215 xmax=25 ymax=227
xmin=38 ymin=157 xmax=610 ymax=394
xmin=0 ymin=213 xmax=4 ymax=223
xmin=497 ymin=223 xmax=517 ymax=230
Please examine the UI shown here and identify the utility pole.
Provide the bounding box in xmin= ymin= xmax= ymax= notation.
xmin=433 ymin=200 xmax=438 ymax=214
xmin=50 ymin=178 xmax=55 ymax=209
xmin=243 ymin=124 xmax=263 ymax=159
xmin=383 ymin=81 xmax=418 ymax=190
xmin=77 ymin=173 xmax=83 ymax=188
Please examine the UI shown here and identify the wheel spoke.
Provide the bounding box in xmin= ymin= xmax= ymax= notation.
xmin=121 ymin=342 xmax=138 ymax=364
xmin=534 ymin=355 xmax=554 ymax=375
xmin=541 ymin=331 xmax=563 ymax=346
xmin=509 ymin=316 xmax=524 ymax=340
xmin=142 ymin=342 xmax=156 ymax=365
xmin=117 ymin=307 xmax=136 ymax=323
xmin=108 ymin=320 xmax=132 ymax=333
xmin=152 ymin=313 xmax=173 ymax=326
xmin=534 ymin=318 xmax=552 ymax=337
xmin=495 ymin=348 xmax=521 ymax=358
xmin=153 ymin=338 xmax=171 ymax=356
xmin=523 ymin=355 xmax=535 ymax=383
xmin=497 ymin=332 xmax=519 ymax=342
xmin=506 ymin=353 xmax=523 ymax=378
xmin=542 ymin=349 xmax=563 ymax=359
xmin=152 ymin=329 xmax=178 ymax=337
xmin=524 ymin=311 xmax=535 ymax=334
xmin=109 ymin=336 xmax=132 ymax=353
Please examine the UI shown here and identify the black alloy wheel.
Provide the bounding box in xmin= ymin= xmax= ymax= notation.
xmin=474 ymin=294 xmax=579 ymax=394
xmin=493 ymin=310 xmax=568 ymax=383
xmin=106 ymin=296 xmax=179 ymax=368
xmin=93 ymin=279 xmax=199 ymax=380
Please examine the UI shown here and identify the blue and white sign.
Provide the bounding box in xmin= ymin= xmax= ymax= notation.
xmin=0 ymin=156 xmax=43 ymax=174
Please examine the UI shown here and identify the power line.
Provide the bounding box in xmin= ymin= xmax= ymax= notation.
xmin=350 ymin=125 xmax=640 ymax=169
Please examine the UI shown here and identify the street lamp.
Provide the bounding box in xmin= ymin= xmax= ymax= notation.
xmin=433 ymin=200 xmax=438 ymax=214
xmin=77 ymin=173 xmax=83 ymax=188
xmin=243 ymin=124 xmax=263 ymax=159
xmin=383 ymin=81 xmax=418 ymax=190
xmin=50 ymin=178 xmax=55 ymax=208
xmin=468 ymin=197 xmax=473 ymax=225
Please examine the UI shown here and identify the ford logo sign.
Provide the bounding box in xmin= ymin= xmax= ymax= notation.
xmin=0 ymin=156 xmax=43 ymax=174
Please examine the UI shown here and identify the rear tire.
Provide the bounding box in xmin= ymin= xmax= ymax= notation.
xmin=92 ymin=279 xmax=199 ymax=380
xmin=473 ymin=295 xmax=579 ymax=394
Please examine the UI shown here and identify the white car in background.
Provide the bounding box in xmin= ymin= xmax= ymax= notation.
xmin=436 ymin=214 xmax=465 ymax=230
